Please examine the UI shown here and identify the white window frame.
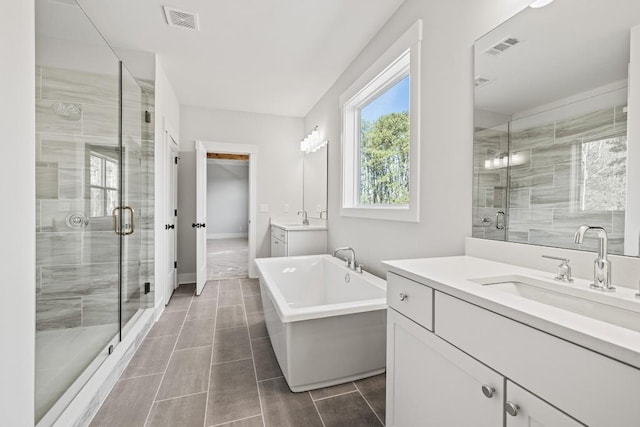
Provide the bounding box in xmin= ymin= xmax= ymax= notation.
xmin=339 ymin=20 xmax=422 ymax=222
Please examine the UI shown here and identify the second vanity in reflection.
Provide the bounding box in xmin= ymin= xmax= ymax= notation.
xmin=383 ymin=256 xmax=640 ymax=427
xmin=270 ymin=221 xmax=327 ymax=257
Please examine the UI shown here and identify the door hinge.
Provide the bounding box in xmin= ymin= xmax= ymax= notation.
xmin=144 ymin=110 xmax=151 ymax=123
xmin=174 ymin=156 xmax=179 ymax=164
xmin=174 ymin=261 xmax=177 ymax=269
xmin=144 ymin=282 xmax=151 ymax=294
xmin=174 ymin=209 xmax=178 ymax=217
xmin=108 ymin=344 xmax=114 ymax=355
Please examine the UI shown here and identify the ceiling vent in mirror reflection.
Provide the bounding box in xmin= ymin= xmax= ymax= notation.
xmin=163 ymin=6 xmax=199 ymax=31
xmin=484 ymin=37 xmax=520 ymax=56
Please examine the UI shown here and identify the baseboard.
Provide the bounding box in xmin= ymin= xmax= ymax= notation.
xmin=207 ymin=233 xmax=248 ymax=239
xmin=154 ymin=297 xmax=165 ymax=321
xmin=178 ymin=272 xmax=196 ymax=284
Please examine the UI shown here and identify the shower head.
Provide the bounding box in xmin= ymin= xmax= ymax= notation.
xmin=52 ymin=102 xmax=82 ymax=121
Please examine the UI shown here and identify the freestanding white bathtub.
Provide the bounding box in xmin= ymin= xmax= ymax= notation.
xmin=254 ymin=254 xmax=387 ymax=392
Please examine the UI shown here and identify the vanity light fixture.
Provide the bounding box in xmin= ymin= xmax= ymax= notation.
xmin=300 ymin=126 xmax=328 ymax=153
xmin=484 ymin=151 xmax=529 ymax=170
xmin=529 ymin=0 xmax=555 ymax=8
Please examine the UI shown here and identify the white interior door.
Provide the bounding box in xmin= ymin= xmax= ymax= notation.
xmin=165 ymin=129 xmax=179 ymax=304
xmin=195 ymin=140 xmax=208 ymax=295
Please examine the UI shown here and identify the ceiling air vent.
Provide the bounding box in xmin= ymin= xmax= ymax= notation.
xmin=484 ymin=37 xmax=520 ymax=56
xmin=163 ymin=6 xmax=199 ymax=31
xmin=474 ymin=76 xmax=491 ymax=88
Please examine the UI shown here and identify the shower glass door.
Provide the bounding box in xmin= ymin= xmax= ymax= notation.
xmin=35 ymin=0 xmax=154 ymax=423
xmin=120 ymin=64 xmax=154 ymax=335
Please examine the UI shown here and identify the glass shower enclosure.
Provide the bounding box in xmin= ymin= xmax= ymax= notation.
xmin=35 ymin=1 xmax=154 ymax=423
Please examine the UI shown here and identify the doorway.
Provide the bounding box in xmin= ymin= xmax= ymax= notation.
xmin=194 ymin=141 xmax=258 ymax=295
xmin=206 ymin=153 xmax=250 ymax=279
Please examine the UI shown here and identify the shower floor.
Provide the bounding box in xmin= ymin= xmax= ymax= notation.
xmin=207 ymin=237 xmax=248 ymax=279
xmin=36 ymin=324 xmax=118 ymax=421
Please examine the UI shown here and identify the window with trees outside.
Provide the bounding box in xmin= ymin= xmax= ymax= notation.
xmin=340 ymin=20 xmax=421 ymax=222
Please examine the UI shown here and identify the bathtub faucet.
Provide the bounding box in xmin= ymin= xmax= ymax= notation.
xmin=333 ymin=247 xmax=358 ymax=272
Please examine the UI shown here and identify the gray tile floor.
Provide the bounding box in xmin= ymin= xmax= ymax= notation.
xmin=90 ymin=278 xmax=386 ymax=427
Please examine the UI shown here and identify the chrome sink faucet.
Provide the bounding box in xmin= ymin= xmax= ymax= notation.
xmin=333 ymin=247 xmax=358 ymax=272
xmin=574 ymin=225 xmax=615 ymax=291
xmin=297 ymin=210 xmax=309 ymax=225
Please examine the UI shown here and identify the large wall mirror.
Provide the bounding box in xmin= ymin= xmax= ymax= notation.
xmin=303 ymin=143 xmax=328 ymax=219
xmin=473 ymin=0 xmax=640 ymax=256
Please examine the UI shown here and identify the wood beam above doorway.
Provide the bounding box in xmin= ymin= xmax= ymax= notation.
xmin=207 ymin=152 xmax=249 ymax=161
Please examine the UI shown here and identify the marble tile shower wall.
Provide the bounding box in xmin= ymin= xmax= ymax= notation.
xmin=507 ymin=105 xmax=627 ymax=254
xmin=35 ymin=66 xmax=155 ymax=332
xmin=474 ymin=104 xmax=627 ymax=254
xmin=472 ymin=125 xmax=509 ymax=241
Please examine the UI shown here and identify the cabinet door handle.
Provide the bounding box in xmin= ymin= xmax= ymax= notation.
xmin=481 ymin=385 xmax=495 ymax=398
xmin=505 ymin=401 xmax=519 ymax=416
xmin=399 ymin=293 xmax=408 ymax=301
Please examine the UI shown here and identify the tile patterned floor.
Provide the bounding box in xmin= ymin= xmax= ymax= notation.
xmin=208 ymin=238 xmax=248 ymax=279
xmin=90 ymin=279 xmax=386 ymax=427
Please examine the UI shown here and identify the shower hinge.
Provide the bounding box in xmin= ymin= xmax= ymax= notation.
xmin=108 ymin=345 xmax=114 ymax=355
xmin=144 ymin=282 xmax=151 ymax=294
xmin=174 ymin=261 xmax=178 ymax=269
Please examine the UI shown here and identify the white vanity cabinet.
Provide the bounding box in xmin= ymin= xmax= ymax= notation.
xmin=506 ymin=382 xmax=581 ymax=427
xmin=385 ymin=271 xmax=640 ymax=427
xmin=269 ymin=225 xmax=327 ymax=257
xmin=387 ymin=308 xmax=504 ymax=427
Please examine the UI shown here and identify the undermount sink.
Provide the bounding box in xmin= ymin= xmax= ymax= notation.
xmin=472 ymin=275 xmax=640 ymax=333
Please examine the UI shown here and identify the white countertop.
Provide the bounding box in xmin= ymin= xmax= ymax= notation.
xmin=271 ymin=221 xmax=327 ymax=231
xmin=383 ymin=256 xmax=640 ymax=369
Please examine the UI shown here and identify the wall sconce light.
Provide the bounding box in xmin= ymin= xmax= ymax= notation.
xmin=300 ymin=126 xmax=328 ymax=153
xmin=484 ymin=151 xmax=528 ymax=169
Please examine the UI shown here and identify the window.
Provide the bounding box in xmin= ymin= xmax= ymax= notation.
xmin=340 ymin=20 xmax=422 ymax=222
xmin=90 ymin=152 xmax=119 ymax=217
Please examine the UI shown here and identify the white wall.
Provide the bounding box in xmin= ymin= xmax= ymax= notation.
xmin=178 ymin=106 xmax=304 ymax=277
xmin=0 ymin=1 xmax=35 ymax=424
xmin=154 ymin=57 xmax=180 ymax=308
xmin=304 ymin=0 xmax=532 ymax=278
xmin=207 ymin=160 xmax=249 ymax=238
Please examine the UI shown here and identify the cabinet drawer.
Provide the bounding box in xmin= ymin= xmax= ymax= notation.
xmin=387 ymin=272 xmax=433 ymax=330
xmin=271 ymin=226 xmax=287 ymax=243
xmin=435 ymin=291 xmax=640 ymax=427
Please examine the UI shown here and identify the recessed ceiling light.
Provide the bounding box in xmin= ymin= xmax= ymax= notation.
xmin=529 ymin=0 xmax=555 ymax=8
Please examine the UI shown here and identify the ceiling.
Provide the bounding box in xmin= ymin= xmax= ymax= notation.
xmin=475 ymin=0 xmax=640 ymax=117
xmin=74 ymin=0 xmax=405 ymax=117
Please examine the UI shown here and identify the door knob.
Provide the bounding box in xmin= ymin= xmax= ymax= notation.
xmin=192 ymin=223 xmax=199 ymax=228
xmin=168 ymin=224 xmax=175 ymax=229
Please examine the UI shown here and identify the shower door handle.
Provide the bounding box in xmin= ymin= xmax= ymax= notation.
xmin=113 ymin=207 xmax=121 ymax=235
xmin=496 ymin=211 xmax=506 ymax=230
xmin=122 ymin=206 xmax=135 ymax=235
xmin=113 ymin=206 xmax=135 ymax=235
